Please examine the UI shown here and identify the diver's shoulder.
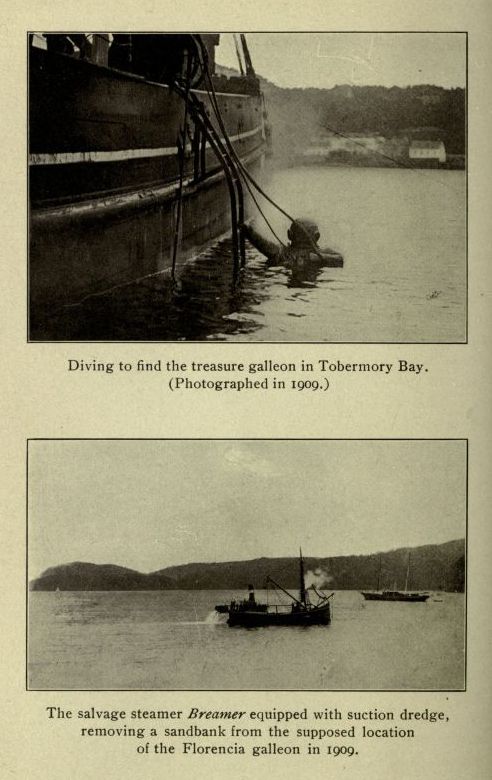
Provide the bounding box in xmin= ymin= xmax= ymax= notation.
xmin=311 ymin=247 xmax=344 ymax=267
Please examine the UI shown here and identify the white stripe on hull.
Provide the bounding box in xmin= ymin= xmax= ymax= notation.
xmin=29 ymin=125 xmax=262 ymax=166
xmin=31 ymin=144 xmax=265 ymax=225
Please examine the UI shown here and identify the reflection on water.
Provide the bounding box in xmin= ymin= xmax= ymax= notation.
xmin=28 ymin=589 xmax=465 ymax=690
xmin=31 ymin=241 xmax=330 ymax=341
xmin=31 ymin=166 xmax=466 ymax=342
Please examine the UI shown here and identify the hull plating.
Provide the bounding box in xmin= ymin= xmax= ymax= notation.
xmin=361 ymin=592 xmax=429 ymax=602
xmin=29 ymin=46 xmax=266 ymax=326
xmin=227 ymin=604 xmax=331 ymax=627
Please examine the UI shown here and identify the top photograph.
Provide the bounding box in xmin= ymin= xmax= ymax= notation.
xmin=28 ymin=32 xmax=466 ymax=342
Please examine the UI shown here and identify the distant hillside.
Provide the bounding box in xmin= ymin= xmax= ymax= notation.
xmin=216 ymin=66 xmax=465 ymax=162
xmin=30 ymin=562 xmax=174 ymax=591
xmin=156 ymin=539 xmax=464 ymax=592
xmin=30 ymin=539 xmax=465 ymax=592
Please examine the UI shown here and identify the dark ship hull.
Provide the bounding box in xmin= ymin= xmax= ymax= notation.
xmin=29 ymin=35 xmax=268 ymax=333
xmin=361 ymin=591 xmax=429 ymax=602
xmin=226 ymin=602 xmax=331 ymax=627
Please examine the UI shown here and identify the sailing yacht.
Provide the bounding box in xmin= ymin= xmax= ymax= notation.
xmin=361 ymin=553 xmax=429 ymax=602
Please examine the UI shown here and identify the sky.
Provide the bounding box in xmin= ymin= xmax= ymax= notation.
xmin=28 ymin=439 xmax=466 ymax=578
xmin=215 ymin=33 xmax=466 ymax=89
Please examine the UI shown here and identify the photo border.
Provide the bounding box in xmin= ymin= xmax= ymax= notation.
xmin=26 ymin=436 xmax=468 ymax=692
xmin=26 ymin=31 xmax=468 ymax=345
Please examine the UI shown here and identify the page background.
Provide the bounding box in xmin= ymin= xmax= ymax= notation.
xmin=1 ymin=2 xmax=491 ymax=777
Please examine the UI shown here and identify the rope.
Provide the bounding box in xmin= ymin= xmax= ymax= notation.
xmin=203 ymin=71 xmax=288 ymax=247
xmin=187 ymin=41 xmax=245 ymax=267
xmin=204 ymin=79 xmax=285 ymax=245
xmin=203 ymin=67 xmax=326 ymax=259
xmin=172 ymin=84 xmax=242 ymax=272
xmin=191 ymin=36 xmax=288 ymax=252
xmin=173 ymin=37 xmax=331 ymax=266
xmin=322 ymin=123 xmax=417 ymax=171
xmin=170 ymin=56 xmax=192 ymax=282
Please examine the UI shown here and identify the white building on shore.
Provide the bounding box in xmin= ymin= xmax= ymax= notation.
xmin=409 ymin=140 xmax=446 ymax=164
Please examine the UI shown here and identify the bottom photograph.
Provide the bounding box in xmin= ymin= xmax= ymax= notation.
xmin=27 ymin=438 xmax=466 ymax=691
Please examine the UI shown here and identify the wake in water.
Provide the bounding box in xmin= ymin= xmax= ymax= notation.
xmin=162 ymin=611 xmax=227 ymax=626
xmin=204 ymin=610 xmax=227 ymax=625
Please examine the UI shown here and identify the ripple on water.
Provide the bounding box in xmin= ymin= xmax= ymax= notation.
xmin=32 ymin=167 xmax=465 ymax=342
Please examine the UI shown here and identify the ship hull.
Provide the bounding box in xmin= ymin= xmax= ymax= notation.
xmin=29 ymin=45 xmax=266 ymax=333
xmin=361 ymin=591 xmax=429 ymax=602
xmin=226 ymin=603 xmax=331 ymax=627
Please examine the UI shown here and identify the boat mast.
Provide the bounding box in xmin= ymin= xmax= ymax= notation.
xmin=265 ymin=550 xmax=310 ymax=608
xmin=239 ymin=34 xmax=256 ymax=77
xmin=404 ymin=552 xmax=410 ymax=592
xmin=233 ymin=34 xmax=245 ymax=76
xmin=299 ymin=548 xmax=307 ymax=606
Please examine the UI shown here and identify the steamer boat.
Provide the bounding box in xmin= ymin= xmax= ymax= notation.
xmin=215 ymin=550 xmax=334 ymax=627
xmin=29 ymin=33 xmax=269 ymax=333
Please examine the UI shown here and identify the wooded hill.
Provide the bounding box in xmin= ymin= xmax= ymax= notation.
xmin=262 ymin=82 xmax=465 ymax=160
xmin=30 ymin=539 xmax=465 ymax=592
xmin=220 ymin=65 xmax=466 ymax=162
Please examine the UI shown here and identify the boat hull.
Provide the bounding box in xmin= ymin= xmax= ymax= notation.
xmin=226 ymin=603 xmax=331 ymax=627
xmin=361 ymin=591 xmax=429 ymax=602
xmin=29 ymin=45 xmax=267 ymax=333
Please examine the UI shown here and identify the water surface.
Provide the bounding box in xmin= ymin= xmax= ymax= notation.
xmin=28 ymin=589 xmax=465 ymax=690
xmin=33 ymin=166 xmax=466 ymax=342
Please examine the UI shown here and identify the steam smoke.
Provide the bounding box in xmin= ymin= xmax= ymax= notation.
xmin=305 ymin=567 xmax=332 ymax=590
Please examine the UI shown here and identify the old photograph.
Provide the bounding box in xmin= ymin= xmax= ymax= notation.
xmin=27 ymin=438 xmax=466 ymax=691
xmin=28 ymin=32 xmax=466 ymax=342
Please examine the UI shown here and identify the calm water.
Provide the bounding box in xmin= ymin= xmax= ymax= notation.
xmin=28 ymin=590 xmax=464 ymax=690
xmin=34 ymin=166 xmax=466 ymax=342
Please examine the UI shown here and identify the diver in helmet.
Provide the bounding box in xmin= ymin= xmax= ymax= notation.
xmin=240 ymin=218 xmax=343 ymax=269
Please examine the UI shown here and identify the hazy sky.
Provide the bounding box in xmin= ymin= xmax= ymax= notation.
xmin=28 ymin=440 xmax=466 ymax=578
xmin=216 ymin=33 xmax=466 ymax=89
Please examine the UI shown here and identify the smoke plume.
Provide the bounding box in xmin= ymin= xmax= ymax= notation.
xmin=305 ymin=567 xmax=332 ymax=590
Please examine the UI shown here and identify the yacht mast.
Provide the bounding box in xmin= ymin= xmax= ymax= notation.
xmin=404 ymin=552 xmax=411 ymax=592
xmin=299 ymin=548 xmax=307 ymax=605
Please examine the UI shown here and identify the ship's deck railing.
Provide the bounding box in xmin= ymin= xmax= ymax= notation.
xmin=265 ymin=604 xmax=294 ymax=614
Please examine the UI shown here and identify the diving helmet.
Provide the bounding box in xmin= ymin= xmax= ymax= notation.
xmin=287 ymin=219 xmax=320 ymax=247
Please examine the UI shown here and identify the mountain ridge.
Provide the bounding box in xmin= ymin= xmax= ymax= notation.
xmin=30 ymin=539 xmax=465 ymax=592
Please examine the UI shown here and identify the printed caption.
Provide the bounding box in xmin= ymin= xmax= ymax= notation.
xmin=66 ymin=358 xmax=429 ymax=393
xmin=45 ymin=704 xmax=449 ymax=759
